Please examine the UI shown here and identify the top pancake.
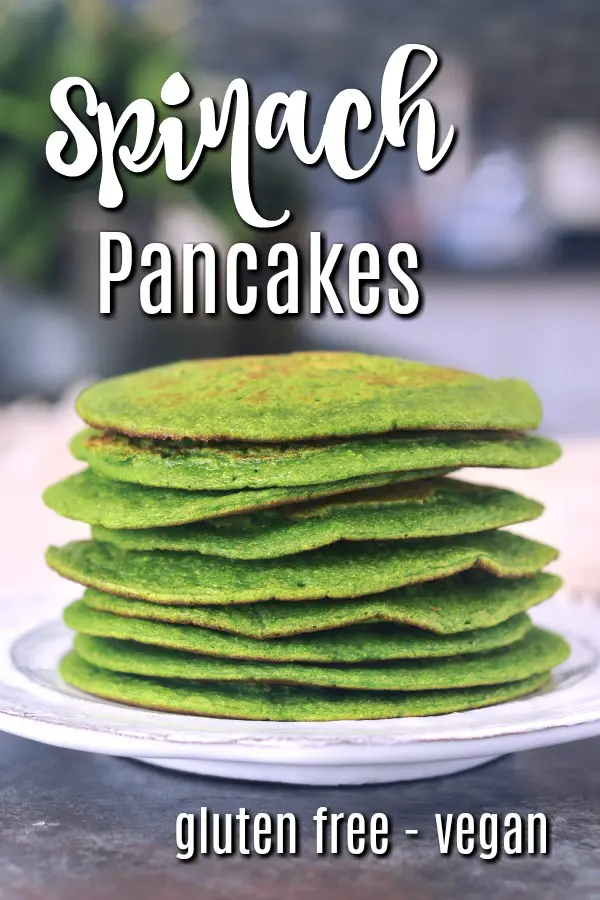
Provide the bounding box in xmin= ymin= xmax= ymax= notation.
xmin=75 ymin=352 xmax=543 ymax=441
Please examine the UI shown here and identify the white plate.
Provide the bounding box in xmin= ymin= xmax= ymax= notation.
xmin=0 ymin=591 xmax=599 ymax=785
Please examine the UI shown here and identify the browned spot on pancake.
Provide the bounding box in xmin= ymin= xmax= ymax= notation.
xmin=144 ymin=390 xmax=190 ymax=407
xmin=245 ymin=389 xmax=270 ymax=404
xmin=84 ymin=434 xmax=106 ymax=449
xmin=360 ymin=367 xmax=466 ymax=388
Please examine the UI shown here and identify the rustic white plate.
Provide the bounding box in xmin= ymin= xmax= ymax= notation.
xmin=0 ymin=591 xmax=599 ymax=785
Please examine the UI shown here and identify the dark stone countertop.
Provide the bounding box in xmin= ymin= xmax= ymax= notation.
xmin=0 ymin=732 xmax=599 ymax=899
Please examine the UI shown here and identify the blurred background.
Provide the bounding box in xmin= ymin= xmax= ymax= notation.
xmin=1 ymin=0 xmax=599 ymax=429
xmin=0 ymin=0 xmax=599 ymax=598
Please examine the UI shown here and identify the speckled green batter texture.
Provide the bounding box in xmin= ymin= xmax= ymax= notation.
xmin=43 ymin=468 xmax=452 ymax=529
xmin=74 ymin=353 xmax=543 ymax=441
xmin=60 ymin=652 xmax=551 ymax=720
xmin=64 ymin=600 xmax=533 ymax=663
xmin=46 ymin=531 xmax=558 ymax=605
xmin=71 ymin=428 xmax=561 ymax=491
xmin=90 ymin=477 xmax=543 ymax=558
xmin=70 ymin=627 xmax=568 ymax=690
xmin=81 ymin=572 xmax=561 ymax=637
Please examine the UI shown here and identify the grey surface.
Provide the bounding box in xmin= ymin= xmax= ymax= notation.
xmin=0 ymin=733 xmax=599 ymax=899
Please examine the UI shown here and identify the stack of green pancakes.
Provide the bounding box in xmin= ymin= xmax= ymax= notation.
xmin=43 ymin=352 xmax=569 ymax=722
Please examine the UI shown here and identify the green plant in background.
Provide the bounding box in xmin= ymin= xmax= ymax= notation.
xmin=0 ymin=0 xmax=251 ymax=292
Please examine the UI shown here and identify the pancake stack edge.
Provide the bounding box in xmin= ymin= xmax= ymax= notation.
xmin=43 ymin=352 xmax=569 ymax=721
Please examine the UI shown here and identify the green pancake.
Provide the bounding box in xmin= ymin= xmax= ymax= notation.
xmin=60 ymin=651 xmax=551 ymax=720
xmin=90 ymin=478 xmax=543 ymax=559
xmin=64 ymin=600 xmax=533 ymax=663
xmin=71 ymin=428 xmax=561 ymax=491
xmin=70 ymin=626 xmax=568 ymax=691
xmin=43 ymin=468 xmax=453 ymax=529
xmin=75 ymin=352 xmax=543 ymax=441
xmin=46 ymin=531 xmax=558 ymax=606
xmin=81 ymin=572 xmax=561 ymax=638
